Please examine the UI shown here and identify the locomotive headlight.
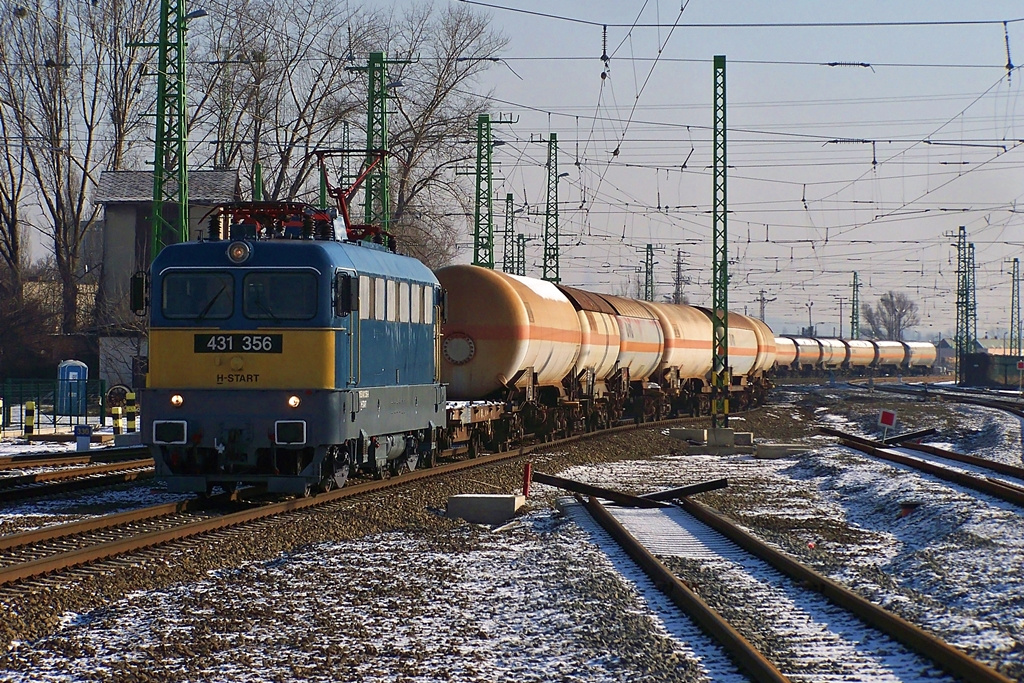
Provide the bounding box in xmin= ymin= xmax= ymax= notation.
xmin=227 ymin=241 xmax=252 ymax=263
xmin=170 ymin=394 xmax=184 ymax=407
xmin=287 ymin=395 xmax=301 ymax=408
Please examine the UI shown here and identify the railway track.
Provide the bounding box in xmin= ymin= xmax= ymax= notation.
xmin=563 ymin=481 xmax=1010 ymax=683
xmin=819 ymin=426 xmax=1024 ymax=509
xmin=0 ymin=446 xmax=150 ymax=471
xmin=0 ymin=459 xmax=155 ymax=503
xmin=0 ymin=413 xmax=709 ymax=594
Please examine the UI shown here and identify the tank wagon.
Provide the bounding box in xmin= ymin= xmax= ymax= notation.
xmin=772 ymin=335 xmax=937 ymax=376
xmin=437 ymin=265 xmax=776 ymax=448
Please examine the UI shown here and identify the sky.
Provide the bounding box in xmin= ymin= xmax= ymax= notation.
xmin=401 ymin=0 xmax=1024 ymax=340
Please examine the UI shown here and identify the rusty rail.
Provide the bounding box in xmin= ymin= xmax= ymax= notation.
xmin=820 ymin=427 xmax=1024 ymax=508
xmin=678 ymin=497 xmax=1013 ymax=683
xmin=582 ymin=495 xmax=791 ymax=683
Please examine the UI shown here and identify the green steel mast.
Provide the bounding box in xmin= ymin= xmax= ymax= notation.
xmin=364 ymin=52 xmax=389 ymax=228
xmin=542 ymin=133 xmax=560 ymax=283
xmin=711 ymin=55 xmax=729 ymax=428
xmin=473 ymin=114 xmax=494 ymax=268
xmin=851 ymin=272 xmax=860 ymax=339
xmin=516 ymin=234 xmax=526 ymax=276
xmin=644 ymin=244 xmax=654 ymax=301
xmin=1012 ymin=258 xmax=1021 ymax=358
xmin=346 ymin=52 xmax=407 ymax=229
xmin=149 ymin=0 xmax=192 ymax=261
xmin=503 ymin=193 xmax=515 ymax=273
xmin=953 ymin=226 xmax=970 ymax=384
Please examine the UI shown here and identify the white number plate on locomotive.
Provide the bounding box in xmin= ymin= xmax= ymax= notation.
xmin=194 ymin=334 xmax=283 ymax=353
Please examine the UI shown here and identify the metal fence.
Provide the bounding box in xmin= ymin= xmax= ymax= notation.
xmin=1 ymin=379 xmax=108 ymax=436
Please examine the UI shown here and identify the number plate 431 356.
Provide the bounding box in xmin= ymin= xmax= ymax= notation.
xmin=194 ymin=334 xmax=283 ymax=353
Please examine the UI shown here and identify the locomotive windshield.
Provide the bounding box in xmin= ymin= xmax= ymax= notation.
xmin=162 ymin=272 xmax=234 ymax=320
xmin=243 ymin=271 xmax=318 ymax=320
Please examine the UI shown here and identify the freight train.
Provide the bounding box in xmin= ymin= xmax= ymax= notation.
xmin=772 ymin=335 xmax=937 ymax=376
xmin=136 ymin=199 xmax=777 ymax=496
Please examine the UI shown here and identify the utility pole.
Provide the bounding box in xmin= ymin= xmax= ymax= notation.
xmin=1012 ymin=257 xmax=1021 ymax=358
xmin=835 ymin=296 xmax=848 ymax=338
xmin=503 ymin=193 xmax=515 ymax=273
xmin=851 ymin=272 xmax=861 ymax=339
xmin=757 ymin=289 xmax=776 ymax=321
xmin=805 ymin=301 xmax=814 ymax=336
xmin=673 ymin=249 xmax=685 ymax=304
xmin=148 ymin=0 xmax=204 ymax=261
xmin=542 ymin=133 xmax=561 ymax=283
xmin=969 ymin=242 xmax=978 ymax=347
xmin=516 ymin=234 xmax=527 ymax=277
xmin=711 ymin=55 xmax=729 ymax=429
xmin=949 ymin=226 xmax=974 ymax=384
xmin=637 ymin=244 xmax=663 ymax=301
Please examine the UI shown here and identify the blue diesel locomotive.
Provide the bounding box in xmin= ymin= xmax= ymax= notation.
xmin=139 ymin=203 xmax=446 ymax=495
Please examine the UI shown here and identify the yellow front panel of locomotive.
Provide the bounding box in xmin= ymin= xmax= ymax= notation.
xmin=148 ymin=329 xmax=336 ymax=389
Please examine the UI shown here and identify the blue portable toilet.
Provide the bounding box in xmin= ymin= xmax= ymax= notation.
xmin=57 ymin=360 xmax=89 ymax=416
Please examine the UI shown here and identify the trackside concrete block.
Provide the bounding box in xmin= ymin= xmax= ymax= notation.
xmin=755 ymin=444 xmax=810 ymax=459
xmin=706 ymin=428 xmax=735 ymax=447
xmin=669 ymin=427 xmax=707 ymax=443
xmin=734 ymin=432 xmax=754 ymax=447
xmin=447 ymin=494 xmax=526 ymax=525
xmin=114 ymin=432 xmax=142 ymax=447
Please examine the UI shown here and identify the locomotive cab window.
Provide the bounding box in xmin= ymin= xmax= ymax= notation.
xmin=243 ymin=271 xmax=318 ymax=320
xmin=162 ymin=272 xmax=234 ymax=320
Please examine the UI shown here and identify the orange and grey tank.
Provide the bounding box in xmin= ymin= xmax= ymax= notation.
xmin=640 ymin=301 xmax=713 ymax=377
xmin=874 ymin=340 xmax=906 ymax=367
xmin=774 ymin=337 xmax=797 ymax=366
xmin=904 ymin=341 xmax=937 ymax=368
xmin=435 ymin=265 xmax=582 ymax=400
xmin=747 ymin=316 xmax=778 ymax=374
xmin=818 ymin=338 xmax=848 ymax=368
xmin=845 ymin=340 xmax=877 ymax=367
xmin=556 ymin=285 xmax=621 ymax=380
xmin=698 ymin=309 xmax=764 ymax=376
xmin=595 ymin=293 xmax=665 ymax=380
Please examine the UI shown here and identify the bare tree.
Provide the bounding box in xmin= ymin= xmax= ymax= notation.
xmin=0 ymin=27 xmax=30 ymax=303
xmin=97 ymin=0 xmax=159 ymax=171
xmin=3 ymin=0 xmax=109 ymax=333
xmin=862 ymin=290 xmax=920 ymax=340
xmin=383 ymin=3 xmax=508 ymax=267
xmin=189 ymin=0 xmax=380 ymax=200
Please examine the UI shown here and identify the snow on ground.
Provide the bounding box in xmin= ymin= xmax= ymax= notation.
xmin=3 ymin=509 xmax=745 ymax=682
xmin=1 ymin=393 xmax=1023 ymax=680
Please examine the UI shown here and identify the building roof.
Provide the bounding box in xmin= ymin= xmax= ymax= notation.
xmin=95 ymin=170 xmax=240 ymax=204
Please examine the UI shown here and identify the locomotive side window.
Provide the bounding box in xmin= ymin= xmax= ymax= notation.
xmin=359 ymin=275 xmax=373 ymax=320
xmin=399 ymin=282 xmax=410 ymax=322
xmin=411 ymin=284 xmax=422 ymax=323
xmin=163 ymin=272 xmax=234 ymax=320
xmin=423 ymin=287 xmax=434 ymax=324
xmin=243 ymin=271 xmax=317 ymax=320
xmin=386 ymin=280 xmax=398 ymax=322
xmin=374 ymin=278 xmax=386 ymax=320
